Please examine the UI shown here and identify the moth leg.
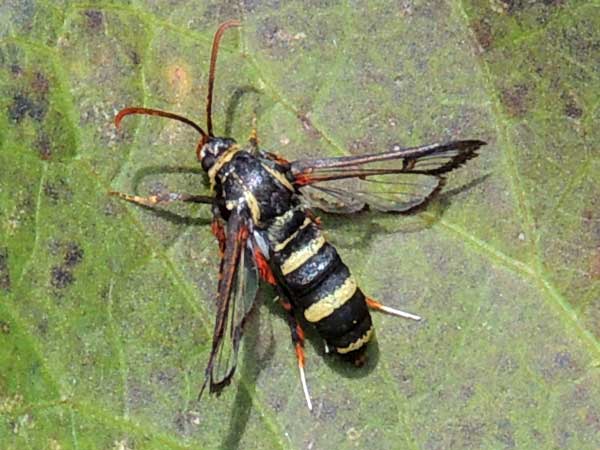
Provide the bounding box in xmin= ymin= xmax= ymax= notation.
xmin=366 ymin=297 xmax=421 ymax=321
xmin=279 ymin=297 xmax=313 ymax=411
xmin=211 ymin=204 xmax=226 ymax=256
xmin=248 ymin=111 xmax=259 ymax=151
xmin=109 ymin=191 xmax=213 ymax=208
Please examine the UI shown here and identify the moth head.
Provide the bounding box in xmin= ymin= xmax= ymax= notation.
xmin=197 ymin=136 xmax=237 ymax=172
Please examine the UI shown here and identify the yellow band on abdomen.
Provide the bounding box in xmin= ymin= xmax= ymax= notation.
xmin=304 ymin=276 xmax=357 ymax=323
xmin=336 ymin=327 xmax=374 ymax=354
xmin=280 ymin=235 xmax=326 ymax=275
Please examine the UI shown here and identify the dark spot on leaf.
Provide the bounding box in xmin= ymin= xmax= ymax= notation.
xmin=564 ymin=99 xmax=583 ymax=119
xmin=10 ymin=64 xmax=23 ymax=76
xmin=84 ymin=10 xmax=104 ymax=31
xmin=557 ymin=430 xmax=572 ymax=447
xmin=460 ymin=383 xmax=475 ymax=401
xmin=64 ymin=242 xmax=84 ymax=267
xmin=8 ymin=93 xmax=47 ymax=122
xmin=239 ymin=0 xmax=258 ymax=13
xmin=497 ymin=354 xmax=519 ymax=374
xmin=129 ymin=50 xmax=141 ymax=65
xmin=554 ymin=351 xmax=574 ymax=370
xmin=43 ymin=179 xmax=72 ymax=202
xmin=0 ymin=321 xmax=10 ymax=334
xmin=37 ymin=317 xmax=48 ymax=335
xmin=500 ymin=84 xmax=529 ymax=117
xmin=501 ymin=0 xmax=564 ymax=13
xmin=472 ymin=20 xmax=493 ymax=52
xmin=495 ymin=419 xmax=516 ymax=448
xmin=0 ymin=247 xmax=10 ymax=292
xmin=460 ymin=420 xmax=487 ymax=446
xmin=50 ymin=266 xmax=74 ymax=289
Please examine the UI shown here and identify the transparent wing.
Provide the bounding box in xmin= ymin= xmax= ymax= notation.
xmin=291 ymin=140 xmax=485 ymax=213
xmin=200 ymin=214 xmax=259 ymax=397
xmin=300 ymin=173 xmax=445 ymax=213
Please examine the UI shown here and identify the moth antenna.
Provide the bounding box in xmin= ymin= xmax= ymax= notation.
xmin=206 ymin=19 xmax=241 ymax=136
xmin=366 ymin=297 xmax=421 ymax=321
xmin=115 ymin=107 xmax=208 ymax=139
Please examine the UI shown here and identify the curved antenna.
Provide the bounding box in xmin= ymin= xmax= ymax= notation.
xmin=206 ymin=19 xmax=241 ymax=136
xmin=115 ymin=107 xmax=208 ymax=138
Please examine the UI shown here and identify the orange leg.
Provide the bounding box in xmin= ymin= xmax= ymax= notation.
xmin=279 ymin=297 xmax=313 ymax=411
xmin=366 ymin=297 xmax=421 ymax=321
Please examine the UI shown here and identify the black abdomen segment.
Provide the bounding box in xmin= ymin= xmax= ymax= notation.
xmin=268 ymin=207 xmax=373 ymax=355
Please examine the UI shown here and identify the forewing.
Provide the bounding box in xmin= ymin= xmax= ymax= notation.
xmin=291 ymin=140 xmax=485 ymax=213
xmin=200 ymin=214 xmax=259 ymax=397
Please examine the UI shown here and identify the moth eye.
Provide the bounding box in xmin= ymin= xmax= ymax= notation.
xmin=201 ymin=154 xmax=216 ymax=171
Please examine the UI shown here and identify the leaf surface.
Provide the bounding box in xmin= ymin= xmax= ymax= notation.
xmin=1 ymin=1 xmax=599 ymax=449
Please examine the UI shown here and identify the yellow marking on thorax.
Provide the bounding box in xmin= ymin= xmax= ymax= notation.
xmin=244 ymin=190 xmax=261 ymax=223
xmin=273 ymin=217 xmax=312 ymax=252
xmin=304 ymin=276 xmax=357 ymax=323
xmin=207 ymin=145 xmax=240 ymax=191
xmin=261 ymin=163 xmax=295 ymax=191
xmin=336 ymin=326 xmax=374 ymax=354
xmin=225 ymin=170 xmax=261 ymax=223
xmin=280 ymin=235 xmax=326 ymax=275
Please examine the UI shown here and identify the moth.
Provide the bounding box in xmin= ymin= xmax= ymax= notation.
xmin=111 ymin=20 xmax=486 ymax=410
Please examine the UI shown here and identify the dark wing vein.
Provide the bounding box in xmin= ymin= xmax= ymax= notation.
xmin=291 ymin=140 xmax=485 ymax=213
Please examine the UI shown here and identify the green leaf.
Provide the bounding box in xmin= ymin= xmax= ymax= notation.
xmin=1 ymin=1 xmax=599 ymax=449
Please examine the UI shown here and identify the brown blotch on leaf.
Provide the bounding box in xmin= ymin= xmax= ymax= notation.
xmin=84 ymin=10 xmax=104 ymax=31
xmin=472 ymin=20 xmax=493 ymax=52
xmin=0 ymin=247 xmax=11 ymax=292
xmin=50 ymin=266 xmax=74 ymax=289
xmin=297 ymin=113 xmax=321 ymax=139
xmin=32 ymin=72 xmax=49 ymax=94
xmin=500 ymin=84 xmax=529 ymax=117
